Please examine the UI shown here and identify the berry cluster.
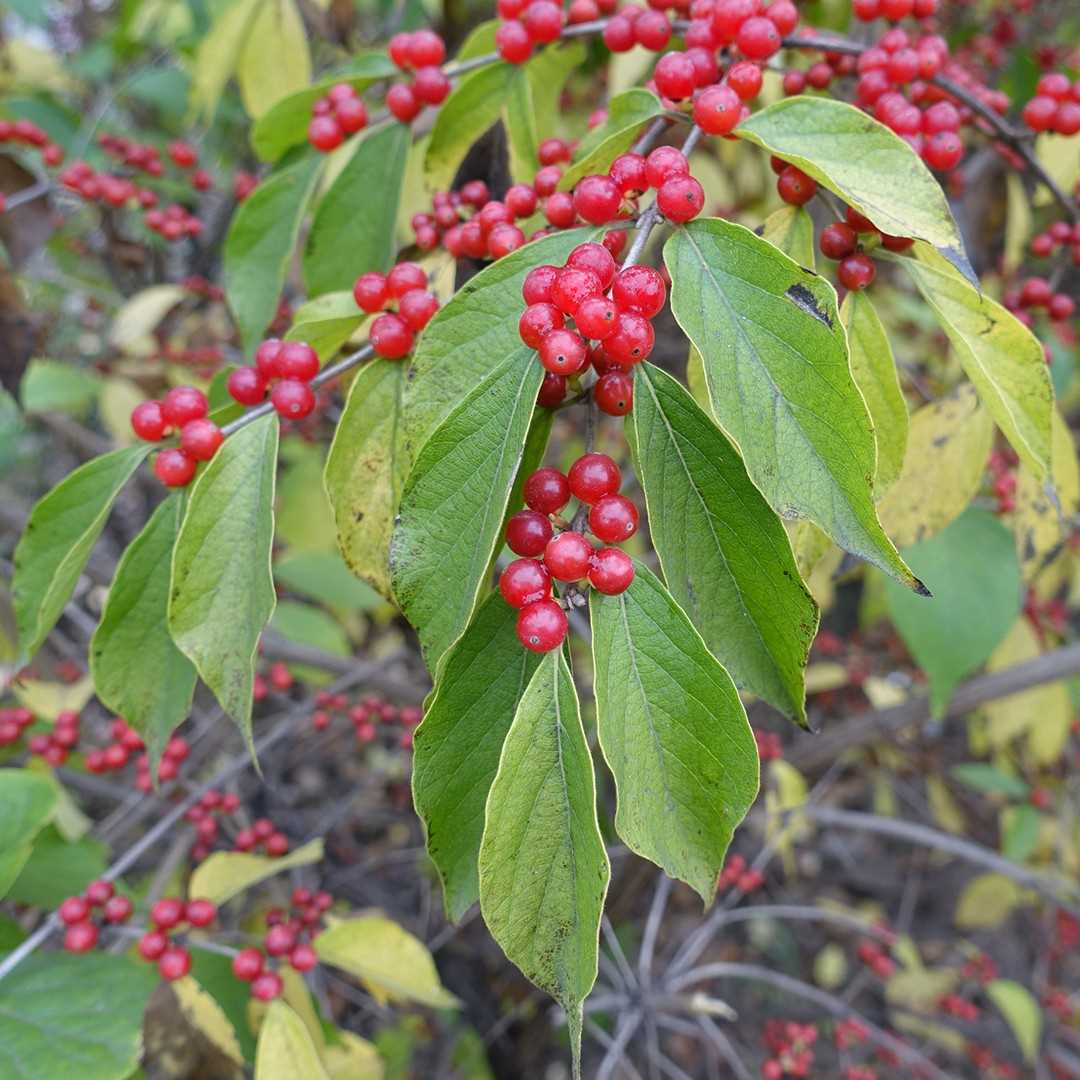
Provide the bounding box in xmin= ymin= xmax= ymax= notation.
xmin=939 ymin=992 xmax=980 ymax=1021
xmin=717 ymin=853 xmax=765 ymax=894
xmin=960 ymin=952 xmax=999 ymax=986
xmin=351 ymin=262 xmax=440 ymax=358
xmin=1005 ymin=276 xmax=1076 ymax=325
xmin=1021 ymin=73 xmax=1080 ymax=136
xmin=235 ymin=338 xmax=322 ymax=417
xmin=59 ymin=879 xmax=133 ymax=954
xmin=495 ymin=0 xmax=616 ymax=65
xmin=135 ymin=896 xmax=218 ymax=981
xmin=833 ymin=1018 xmax=870 ymax=1052
xmin=130 ymin=384 xmax=220 ymax=487
xmin=133 ymin=736 xmax=191 ymax=790
xmin=0 ymin=117 xmax=64 ymax=169
xmin=856 ymin=937 xmax=896 ymax=978
xmin=311 ymin=691 xmax=421 ymax=750
xmin=232 ymin=815 xmax=291 ymax=857
xmin=1029 ymin=216 xmax=1080 ymax=266
xmin=307 ymin=83 xmax=370 ymax=152
xmin=182 ymin=788 xmax=244 ymax=861
xmin=762 ymin=1020 xmax=819 ymax=1080
xmin=770 ymin=156 xmax=819 ymax=208
xmin=519 ymin=240 xmax=667 ymax=412
xmin=501 ymin=454 xmax=637 ymax=652
xmin=386 ymin=30 xmax=450 ymax=123
xmin=852 ymin=0 xmax=937 ymax=20
xmin=231 ymin=887 xmax=334 ymax=1001
xmin=819 ymin=206 xmax=915 ymax=291
xmin=0 ymin=706 xmax=35 ymax=749
xmin=81 ymin=716 xmax=144 ymax=773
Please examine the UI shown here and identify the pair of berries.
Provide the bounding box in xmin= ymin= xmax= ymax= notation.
xmin=519 ymin=242 xmax=667 ymax=415
xmin=352 ymin=262 xmax=440 ymax=358
xmin=385 ymin=29 xmax=450 ymax=123
xmin=501 ymin=455 xmax=638 ymax=652
xmin=132 ymin=735 xmax=191 ymax=791
xmin=1021 ymin=72 xmax=1080 ymax=136
xmin=59 ymin=879 xmax=134 ymax=954
xmin=1007 ymin=277 xmax=1075 ymax=324
xmin=232 ymin=816 xmax=290 ymax=856
xmin=1029 ymin=217 xmax=1080 ymax=264
xmin=494 ymin=0 xmax=576 ymax=65
xmin=307 ymin=83 xmax=369 ymax=152
xmin=131 ymin=385 xmax=221 ymax=487
xmin=852 ymin=0 xmax=937 ymax=20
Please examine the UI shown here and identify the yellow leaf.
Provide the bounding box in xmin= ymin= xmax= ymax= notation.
xmin=813 ymin=944 xmax=847 ymax=989
xmin=323 ymin=1031 xmax=384 ymax=1080
xmin=13 ymin=676 xmax=95 ymax=721
xmin=862 ymin=676 xmax=907 ymax=710
xmin=1013 ymin=408 xmax=1080 ymax=583
xmin=804 ymin=663 xmax=848 ymax=695
xmin=190 ymin=0 xmax=264 ymax=121
xmin=255 ymin=1000 xmax=329 ymax=1080
xmin=188 ymin=838 xmax=323 ymax=907
xmin=983 ymin=619 xmax=1071 ymax=764
xmin=173 ymin=976 xmax=245 ymax=1065
xmin=877 ymin=383 xmax=993 ymax=548
xmin=1003 ymin=175 xmax=1032 ymax=274
xmin=0 ymin=40 xmax=73 ymax=93
xmin=238 ymin=0 xmax=312 ymax=119
xmin=314 ymin=916 xmax=459 ymax=1009
xmin=765 ymin=759 xmax=810 ymax=874
xmin=954 ymin=872 xmax=1025 ymax=929
xmin=885 ymin=967 xmax=956 ymax=1010
xmin=99 ymin=378 xmax=147 ymax=447
xmin=987 ymin=979 xmax=1043 ymax=1063
xmin=1035 ymin=133 xmax=1080 ymax=209
xmin=109 ymin=285 xmax=187 ymax=351
xmin=926 ymin=776 xmax=966 ymax=835
xmin=762 ymin=205 xmax=815 ymax=268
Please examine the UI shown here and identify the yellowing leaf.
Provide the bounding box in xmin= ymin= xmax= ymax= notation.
xmin=804 ymin=663 xmax=848 ymax=694
xmin=926 ymin=776 xmax=966 ymax=835
xmin=877 ymin=383 xmax=993 ymax=548
xmin=13 ymin=677 xmax=95 ymax=721
xmin=190 ymin=0 xmax=263 ymax=121
xmin=954 ymin=873 xmax=1025 ymax=929
xmin=1034 ymin=134 xmax=1080 ymax=210
xmin=761 ymin=205 xmax=815 ymax=268
xmin=813 ymin=944 xmax=847 ymax=989
xmin=98 ymin=378 xmax=147 ymax=446
xmin=109 ymin=286 xmax=187 ymax=351
xmin=173 ymin=976 xmax=244 ymax=1065
xmin=987 ymin=979 xmax=1043 ymax=1063
xmin=323 ymin=1032 xmax=384 ymax=1080
xmin=314 ymin=916 xmax=459 ymax=1009
xmin=886 ymin=967 xmax=956 ymax=1010
xmin=862 ymin=676 xmax=907 ymax=710
xmin=255 ymin=1000 xmax=329 ymax=1080
xmin=187 ymin=839 xmax=323 ymax=907
xmin=238 ymin=0 xmax=312 ymax=119
xmin=1003 ymin=175 xmax=1032 ymax=274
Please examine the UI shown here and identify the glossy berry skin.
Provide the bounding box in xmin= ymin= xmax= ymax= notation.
xmin=387 ymin=84 xmax=421 ymax=123
xmin=838 ymin=253 xmax=876 ymax=291
xmin=151 ymin=897 xmax=185 ymax=930
xmin=519 ymin=302 xmax=564 ymax=349
xmin=923 ymin=131 xmax=962 ymax=171
xmin=552 ymin=268 xmax=602 ymax=316
xmin=506 ymin=183 xmax=538 ymax=218
xmin=645 ymin=146 xmax=688 ymax=189
xmin=537 ymin=372 xmax=567 ymax=408
xmin=545 ymin=531 xmax=594 ymax=581
xmin=524 ymin=467 xmax=571 ymax=514
xmin=370 ymin=313 xmax=415 ymax=359
xmin=232 ymin=948 xmax=264 ymax=981
xmin=255 ymin=338 xmax=283 ymax=379
xmin=264 ymin=924 xmax=297 ymax=957
xmin=131 ymin=400 xmax=169 ymax=441
xmin=271 ymin=379 xmax=317 ymax=420
xmin=572 ymin=175 xmax=622 ymax=226
xmin=289 ymin=944 xmax=318 ymax=972
xmin=277 ymin=341 xmax=319 ymax=381
xmin=693 ymin=84 xmax=742 ymax=135
xmin=657 ymin=175 xmax=705 ymax=223
xmin=59 ymin=895 xmax=91 ymax=925
xmin=777 ymin=166 xmax=817 ymax=206
xmin=161 ymin=385 xmax=208 ymax=427
xmin=727 ymin=60 xmax=764 ymax=101
xmin=737 ymin=16 xmax=781 ymax=59
xmin=103 ymin=895 xmax=134 ymax=924
xmin=568 ymin=453 xmax=620 ymax=503
xmin=605 ymin=313 xmax=655 ymax=365
xmin=499 ymin=558 xmax=552 ymax=608
xmin=398 ymin=289 xmax=439 ymax=332
xmin=654 ymin=52 xmax=697 ymax=101
xmin=496 ymin=20 xmax=532 ymax=64
xmin=353 ymin=271 xmax=389 ymax=313
xmin=158 ymin=946 xmax=192 ymax=981
xmin=819 ymin=222 xmax=858 ymax=260
xmin=252 ymin=972 xmax=285 ymax=1001
xmin=523 ymin=0 xmax=564 ymax=43
xmin=575 ymin=296 xmax=618 ymax=340
xmin=227 ymin=366 xmax=267 ymax=405
xmin=516 ymin=599 xmax=568 ymax=652
xmin=589 ymin=494 xmax=639 ymax=542
xmin=386 ymin=261 xmax=427 ymax=298
xmin=594 ymin=371 xmax=634 ymax=416
xmin=609 ymin=153 xmax=648 ymax=196
xmin=522 ymin=265 xmax=559 ymax=305
xmin=336 ymin=96 xmax=368 ymax=133
xmin=85 ymin=880 xmax=114 ymax=905
xmin=138 ymin=930 xmax=169 ymax=961
xmin=539 ymin=329 xmax=588 ymax=375
xmin=506 ymin=510 xmax=554 ymax=556
xmin=308 ymin=116 xmax=343 ymax=152
xmin=179 ymin=419 xmax=223 ymax=462
xmin=154 ymin=449 xmax=196 ymax=488
xmin=588 ymin=547 xmax=635 ymax=595
xmin=185 ymin=898 xmax=217 ymax=927
xmin=64 ymin=922 xmax=99 ymax=953
xmin=413 ymin=66 xmax=450 ymax=105
xmin=612 ymin=265 xmax=666 ymax=318
xmin=566 ymin=242 xmax=616 ymax=289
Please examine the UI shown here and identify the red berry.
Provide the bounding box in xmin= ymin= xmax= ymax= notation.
xmin=693 ymin=84 xmax=743 ymax=135
xmin=520 ymin=302 xmax=564 ymax=349
xmin=154 ymin=449 xmax=197 ymax=488
xmin=545 ymin=531 xmax=594 ymax=581
xmin=336 ymin=96 xmax=368 ymax=133
xmin=1022 ymin=96 xmax=1057 ymax=132
xmin=413 ymin=66 xmax=450 ymax=105
xmin=572 ymin=175 xmax=622 ymax=225
xmin=265 ymin=924 xmax=296 ymax=957
xmin=523 ymin=265 xmax=560 ymax=305
xmin=603 ymin=15 xmax=636 ymax=52
xmin=776 ymin=165 xmax=817 ymax=206
xmin=838 ymin=253 xmax=876 ymax=290
xmin=370 ymin=313 xmax=415 ymax=359
xmin=271 ymin=379 xmax=317 ymax=419
xmin=387 ymin=84 xmax=421 ymax=123
xmin=552 ymin=268 xmax=603 ymax=316
xmin=496 ymin=20 xmax=533 ymax=64
xmin=516 ymin=599 xmax=568 ymax=652
xmin=85 ymin=879 xmax=114 ymax=905
xmin=179 ymin=419 xmax=223 ymax=462
xmin=1049 ymin=294 xmax=1075 ymax=321
xmin=353 ymin=271 xmax=389 ymax=312
xmin=524 ymin=467 xmax=571 ymax=514
xmin=232 ymin=947 xmax=264 ymax=981
xmin=506 ymin=183 xmax=539 ymax=218
xmin=138 ymin=930 xmax=169 ymax=961
xmin=386 ymin=261 xmax=427 ymax=298
xmin=538 ymin=138 xmax=572 ymax=165
xmin=654 ymin=52 xmax=698 ymax=101
xmin=59 ymin=896 xmax=91 ymax=925
xmin=605 ymin=312 xmax=655 ymax=365
xmin=576 ymin=296 xmax=619 ymax=340
xmin=609 ymin=153 xmax=649 ymax=196
xmin=161 ymin=385 xmax=208 ymax=427
xmin=506 ymin=510 xmax=554 ymax=556
xmin=635 ymin=10 xmax=672 ymax=50
xmin=594 ymin=371 xmax=634 ymax=415
xmin=308 ymin=115 xmax=343 ymax=152
xmin=727 ymin=60 xmax=764 ymax=101
xmin=588 ymin=547 xmax=635 ymax=594
xmin=645 ymin=146 xmax=689 ymax=189
xmin=64 ymin=922 xmax=99 ymax=953
xmin=537 ymin=372 xmax=567 ymax=408
xmin=159 ymin=946 xmax=192 ymax=981
xmin=290 ymin=943 xmax=318 ymax=972
xmin=612 ymin=266 xmax=666 ymax=318
xmin=539 ymin=328 xmax=588 ymax=374
xmin=534 ymin=165 xmax=563 ymax=197
xmin=252 ymin=972 xmax=284 ymax=1001
xmin=923 ymin=130 xmax=962 ymax=171
xmin=265 ymin=832 xmax=289 ymax=856
xmin=131 ymin=400 xmax=169 ymax=441
xmin=488 ymin=223 xmax=526 ymax=258
xmin=277 ymin=341 xmax=319 ymax=381
xmin=398 ymin=289 xmax=440 ymax=332
xmin=500 ymin=558 xmax=552 ymax=608
xmin=544 ymin=191 xmax=576 ymax=229
xmin=568 ymin=242 xmax=617 ymax=289
xmin=523 ymin=0 xmax=564 ymax=43
xmin=255 ymin=338 xmax=283 ymax=379
xmin=568 ymin=453 xmax=620 ymax=504
xmin=589 ymin=494 xmax=639 ymax=541
xmin=227 ymin=366 xmax=267 ymax=405
xmin=103 ymin=895 xmax=134 ymax=923
xmin=185 ymin=898 xmax=217 ymax=927
xmin=737 ymin=16 xmax=781 ymax=60
xmin=657 ymin=175 xmax=705 ymax=223
xmin=819 ymin=222 xmax=858 ymax=260
xmin=406 ymin=29 xmax=446 ymax=67
xmin=151 ymin=897 xmax=185 ymax=930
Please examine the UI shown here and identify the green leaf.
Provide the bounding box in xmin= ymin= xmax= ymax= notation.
xmin=884 ymin=509 xmax=1021 ymax=716
xmin=558 ymin=88 xmax=663 ymax=191
xmin=590 ymin=563 xmax=759 ymax=903
xmin=250 ymin=53 xmax=398 ymax=161
xmin=255 ymin=1000 xmax=330 ymax=1080
xmin=189 ymin=0 xmax=262 ymax=121
xmin=270 ymin=601 xmax=350 ymax=672
xmin=285 ymin=292 xmax=366 ymax=362
xmin=7 ymin=828 xmax=107 ymax=908
xmin=19 ymin=359 xmax=100 ymax=416
xmin=304 ymin=123 xmax=411 ymax=297
xmin=13 ymin=443 xmax=150 ymax=662
xmin=629 ymin=362 xmax=817 ymax=724
xmin=314 ymin=916 xmax=459 ymax=1009
xmin=950 ymin=763 xmax=1030 ymax=799
xmin=274 ymin=552 xmax=381 ymax=611
xmin=882 ymin=243 xmax=1053 ymax=479
xmin=987 ymin=979 xmax=1043 ymax=1064
xmin=425 ymin=62 xmax=515 ymax=193
xmin=236 ymin=0 xmax=311 ymax=119
xmin=760 ymin=205 xmax=815 ymax=269
xmin=325 ymin=359 xmax=408 ymax=601
xmin=0 ymin=953 xmax=157 ymax=1080
xmin=479 ymin=651 xmax=608 ymax=1064
xmin=1002 ymin=804 xmax=1040 ymax=862
xmin=512 ymin=42 xmax=587 ymax=184
xmin=0 ymin=770 xmax=57 ymax=898
xmin=224 ymin=153 xmax=322 ymax=355
xmin=665 ymin=217 xmax=922 ymax=591
xmin=737 ymin=96 xmax=973 ymax=282
xmin=841 ymin=290 xmax=907 ymax=494
xmin=404 ymin=227 xmax=595 ymax=458
xmin=391 ymin=355 xmax=543 ymax=668
xmin=188 ymin=839 xmax=324 ymax=907
xmin=412 ymin=592 xmax=543 ymax=921
xmin=169 ymin=415 xmax=279 ymax=746
xmin=90 ymin=495 xmax=197 ymax=769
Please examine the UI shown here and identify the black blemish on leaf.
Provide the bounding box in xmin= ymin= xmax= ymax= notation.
xmin=785 ymin=283 xmax=833 ymax=328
